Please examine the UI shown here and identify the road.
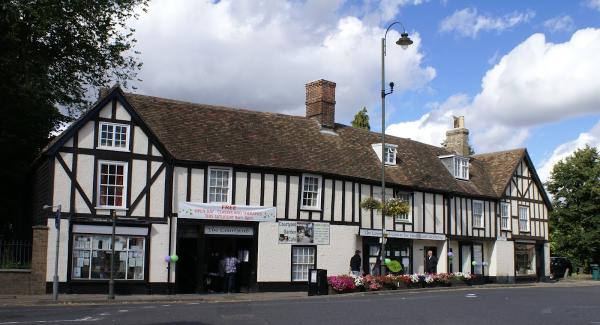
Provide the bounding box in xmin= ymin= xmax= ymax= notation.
xmin=0 ymin=286 xmax=599 ymax=324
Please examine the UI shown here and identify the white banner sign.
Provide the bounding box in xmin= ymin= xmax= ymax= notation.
xmin=359 ymin=228 xmax=446 ymax=241
xmin=205 ymin=225 xmax=254 ymax=236
xmin=178 ymin=202 xmax=276 ymax=222
xmin=278 ymin=221 xmax=330 ymax=245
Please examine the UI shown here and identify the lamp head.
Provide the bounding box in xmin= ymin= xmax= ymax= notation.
xmin=396 ymin=32 xmax=413 ymax=50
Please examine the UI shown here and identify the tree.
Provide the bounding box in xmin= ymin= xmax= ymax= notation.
xmin=0 ymin=1 xmax=147 ymax=238
xmin=547 ymin=146 xmax=600 ymax=270
xmin=351 ymin=107 xmax=370 ymax=130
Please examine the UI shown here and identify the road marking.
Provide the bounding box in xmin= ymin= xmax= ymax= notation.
xmin=161 ymin=304 xmax=171 ymax=307
xmin=98 ymin=312 xmax=111 ymax=316
xmin=0 ymin=316 xmax=102 ymax=324
xmin=117 ymin=310 xmax=128 ymax=313
xmin=465 ymin=293 xmax=477 ymax=298
xmin=140 ymin=306 xmax=156 ymax=309
xmin=187 ymin=302 xmax=200 ymax=305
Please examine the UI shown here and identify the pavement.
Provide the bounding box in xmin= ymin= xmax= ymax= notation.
xmin=0 ymin=279 xmax=598 ymax=307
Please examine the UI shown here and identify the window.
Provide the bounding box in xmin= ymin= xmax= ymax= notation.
xmin=394 ymin=193 xmax=411 ymax=222
xmin=472 ymin=201 xmax=483 ymax=228
xmin=98 ymin=161 xmax=127 ymax=208
xmin=519 ymin=206 xmax=530 ymax=232
xmin=71 ymin=234 xmax=145 ymax=280
xmin=454 ymin=157 xmax=469 ymax=180
xmin=301 ymin=174 xmax=322 ymax=210
xmin=515 ymin=243 xmax=536 ymax=276
xmin=501 ymin=202 xmax=510 ymax=230
xmin=98 ymin=122 xmax=129 ymax=150
xmin=208 ymin=167 xmax=232 ymax=203
xmin=384 ymin=145 xmax=397 ymax=165
xmin=291 ymin=246 xmax=316 ymax=281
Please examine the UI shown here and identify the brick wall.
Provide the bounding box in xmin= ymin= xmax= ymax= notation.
xmin=0 ymin=270 xmax=31 ymax=295
xmin=30 ymin=226 xmax=48 ymax=294
xmin=305 ymin=79 xmax=336 ymax=128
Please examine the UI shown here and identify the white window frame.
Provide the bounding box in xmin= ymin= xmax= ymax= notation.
xmin=454 ymin=157 xmax=469 ymax=180
xmin=394 ymin=192 xmax=411 ymax=223
xmin=472 ymin=200 xmax=484 ymax=228
xmin=384 ymin=144 xmax=397 ymax=165
xmin=500 ymin=202 xmax=511 ymax=230
xmin=96 ymin=160 xmax=128 ymax=209
xmin=98 ymin=122 xmax=130 ymax=151
xmin=519 ymin=206 xmax=530 ymax=232
xmin=207 ymin=166 xmax=233 ymax=204
xmin=301 ymin=174 xmax=322 ymax=210
xmin=291 ymin=246 xmax=316 ymax=282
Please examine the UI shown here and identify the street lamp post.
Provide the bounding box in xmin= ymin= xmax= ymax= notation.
xmin=380 ymin=22 xmax=413 ymax=276
xmin=108 ymin=209 xmax=116 ymax=300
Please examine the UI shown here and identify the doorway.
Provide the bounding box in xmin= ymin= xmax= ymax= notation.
xmin=176 ymin=238 xmax=201 ymax=293
xmin=203 ymin=236 xmax=255 ymax=293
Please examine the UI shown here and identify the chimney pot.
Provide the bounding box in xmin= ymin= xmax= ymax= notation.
xmin=444 ymin=116 xmax=470 ymax=156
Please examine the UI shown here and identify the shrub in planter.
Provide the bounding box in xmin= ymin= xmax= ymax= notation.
xmin=327 ymin=275 xmax=356 ymax=293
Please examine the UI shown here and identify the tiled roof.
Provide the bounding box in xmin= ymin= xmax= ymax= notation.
xmin=472 ymin=149 xmax=526 ymax=197
xmin=124 ymin=92 xmax=524 ymax=199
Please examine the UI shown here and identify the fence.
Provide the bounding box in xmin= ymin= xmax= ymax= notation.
xmin=0 ymin=240 xmax=32 ymax=269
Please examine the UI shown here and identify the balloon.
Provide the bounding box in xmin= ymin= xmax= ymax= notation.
xmin=387 ymin=260 xmax=402 ymax=273
xmin=164 ymin=256 xmax=171 ymax=263
xmin=384 ymin=258 xmax=391 ymax=265
xmin=447 ymin=252 xmax=454 ymax=257
xmin=170 ymin=255 xmax=179 ymax=263
xmin=471 ymin=260 xmax=477 ymax=266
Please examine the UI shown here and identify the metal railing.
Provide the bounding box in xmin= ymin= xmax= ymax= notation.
xmin=0 ymin=240 xmax=32 ymax=269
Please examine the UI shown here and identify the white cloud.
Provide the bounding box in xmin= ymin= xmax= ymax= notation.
xmin=387 ymin=28 xmax=600 ymax=153
xmin=538 ymin=120 xmax=600 ymax=182
xmin=129 ymin=0 xmax=434 ymax=123
xmin=585 ymin=0 xmax=600 ymax=11
xmin=543 ymin=15 xmax=575 ymax=33
xmin=439 ymin=7 xmax=535 ymax=38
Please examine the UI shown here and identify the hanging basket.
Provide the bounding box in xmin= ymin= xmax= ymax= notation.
xmin=382 ymin=198 xmax=410 ymax=217
xmin=360 ymin=197 xmax=381 ymax=211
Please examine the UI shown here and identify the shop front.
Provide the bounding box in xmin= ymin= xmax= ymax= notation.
xmin=514 ymin=240 xmax=545 ymax=281
xmin=176 ymin=202 xmax=275 ymax=293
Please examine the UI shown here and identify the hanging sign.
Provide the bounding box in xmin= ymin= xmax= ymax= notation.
xmin=205 ymin=225 xmax=254 ymax=236
xmin=358 ymin=228 xmax=446 ymax=241
xmin=278 ymin=221 xmax=330 ymax=245
xmin=178 ymin=202 xmax=276 ymax=222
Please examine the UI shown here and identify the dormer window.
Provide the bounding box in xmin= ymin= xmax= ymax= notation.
xmin=455 ymin=157 xmax=469 ymax=180
xmin=439 ymin=155 xmax=470 ymax=180
xmin=372 ymin=143 xmax=397 ymax=165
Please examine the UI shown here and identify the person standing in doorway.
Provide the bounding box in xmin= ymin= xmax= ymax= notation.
xmin=222 ymin=252 xmax=240 ymax=293
xmin=426 ymin=250 xmax=438 ymax=274
xmin=350 ymin=250 xmax=362 ymax=276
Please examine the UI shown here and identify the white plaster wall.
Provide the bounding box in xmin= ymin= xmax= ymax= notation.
xmin=99 ymin=103 xmax=111 ymax=119
xmin=115 ymin=102 xmax=130 ymax=121
xmin=249 ymin=173 xmax=261 ymax=205
xmin=438 ymin=240 xmax=448 ymax=273
xmin=263 ymin=174 xmax=274 ymax=207
xmin=424 ymin=193 xmax=434 ymax=233
xmin=412 ymin=240 xmax=445 ymax=274
xmin=299 ymin=211 xmax=310 ymax=220
xmin=235 ymin=172 xmax=247 ymax=205
xmin=413 ymin=192 xmax=423 ymax=232
xmin=544 ymin=243 xmax=551 ymax=276
xmin=149 ymin=162 xmax=165 ymax=218
xmin=78 ymin=121 xmax=95 ymax=149
xmin=53 ymin=153 xmax=71 ymax=211
xmin=288 ymin=176 xmax=299 ymax=219
xmin=151 ymin=145 xmax=162 ymax=157
xmin=434 ymin=194 xmax=444 ymax=234
xmin=133 ymin=126 xmax=148 ymax=155
xmin=257 ymin=222 xmax=290 ymax=282
xmin=130 ymin=160 xmax=147 ymax=210
xmin=190 ymin=168 xmax=204 ymax=202
xmin=46 ymin=219 xmax=70 ymax=281
xmin=448 ymin=240 xmax=459 ymax=273
xmin=169 ymin=217 xmax=177 ymax=282
xmin=360 ymin=184 xmax=370 ymax=229
xmin=275 ymin=175 xmax=286 ymax=219
xmin=64 ymin=138 xmax=73 ymax=147
xmin=323 ymin=179 xmax=332 ymax=221
xmin=172 ymin=167 xmax=187 ymax=213
xmin=75 ymin=154 xmax=94 ymax=214
xmin=316 ymin=225 xmax=360 ymax=275
xmin=344 ymin=181 xmax=352 ymax=223
xmin=491 ymin=240 xmax=514 ymax=279
xmin=333 ymin=180 xmax=343 ymax=222
xmin=149 ymin=223 xmax=170 ymax=283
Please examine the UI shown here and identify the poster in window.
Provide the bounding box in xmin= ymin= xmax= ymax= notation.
xmin=278 ymin=221 xmax=329 ymax=245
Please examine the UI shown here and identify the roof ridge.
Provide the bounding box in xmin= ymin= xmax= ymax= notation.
xmin=472 ymin=147 xmax=526 ymax=157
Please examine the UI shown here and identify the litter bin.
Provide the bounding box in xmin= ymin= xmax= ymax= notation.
xmin=591 ymin=264 xmax=599 ymax=280
xmin=308 ymin=269 xmax=328 ymax=296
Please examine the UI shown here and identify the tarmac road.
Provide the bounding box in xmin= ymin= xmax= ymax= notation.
xmin=0 ymin=285 xmax=599 ymax=324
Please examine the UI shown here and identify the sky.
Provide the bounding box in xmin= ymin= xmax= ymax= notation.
xmin=127 ymin=0 xmax=600 ymax=182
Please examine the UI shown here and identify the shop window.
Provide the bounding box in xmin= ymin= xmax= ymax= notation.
xmin=515 ymin=243 xmax=536 ymax=276
xmin=301 ymin=174 xmax=321 ymax=210
xmin=72 ymin=234 xmax=145 ymax=280
xmin=472 ymin=201 xmax=483 ymax=228
xmin=98 ymin=122 xmax=129 ymax=150
xmin=500 ymin=202 xmax=510 ymax=230
xmin=291 ymin=246 xmax=316 ymax=281
xmin=394 ymin=193 xmax=411 ymax=222
xmin=519 ymin=206 xmax=530 ymax=232
xmin=208 ymin=167 xmax=232 ymax=203
xmin=97 ymin=161 xmax=127 ymax=208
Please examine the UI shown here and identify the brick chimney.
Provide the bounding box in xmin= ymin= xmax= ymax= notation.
xmin=305 ymin=79 xmax=336 ymax=128
xmin=444 ymin=116 xmax=470 ymax=156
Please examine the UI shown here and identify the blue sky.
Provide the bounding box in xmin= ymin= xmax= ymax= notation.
xmin=128 ymin=0 xmax=600 ymax=181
